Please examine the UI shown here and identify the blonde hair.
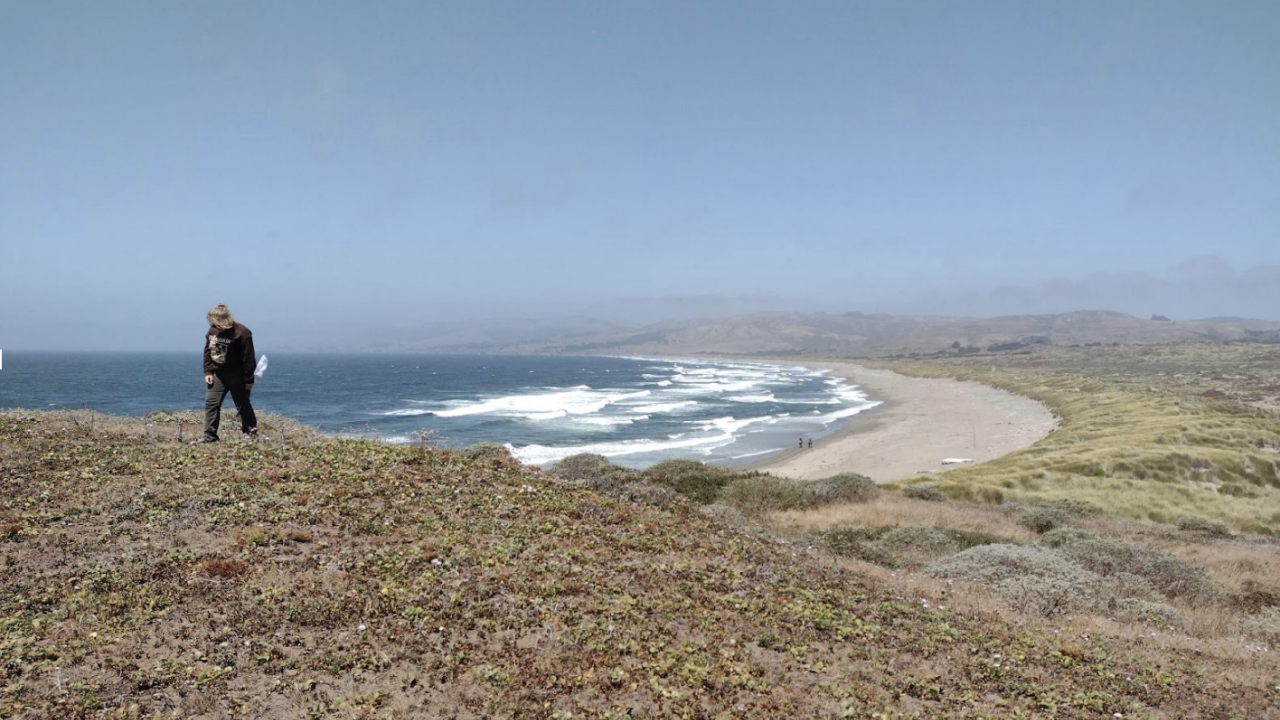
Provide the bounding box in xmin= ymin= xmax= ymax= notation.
xmin=207 ymin=303 xmax=236 ymax=330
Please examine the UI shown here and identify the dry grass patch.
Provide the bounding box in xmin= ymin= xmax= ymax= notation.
xmin=198 ymin=557 xmax=249 ymax=578
xmin=774 ymin=494 xmax=1035 ymax=543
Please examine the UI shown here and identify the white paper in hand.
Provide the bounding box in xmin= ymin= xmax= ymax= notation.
xmin=254 ymin=355 xmax=268 ymax=380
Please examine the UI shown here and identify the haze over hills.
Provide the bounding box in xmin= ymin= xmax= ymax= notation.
xmin=284 ymin=310 xmax=1280 ymax=356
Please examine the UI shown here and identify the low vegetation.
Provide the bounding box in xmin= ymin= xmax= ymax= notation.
xmin=5 ymin=408 xmax=1279 ymax=718
xmin=5 ymin=342 xmax=1280 ymax=717
xmin=867 ymin=343 xmax=1280 ymax=535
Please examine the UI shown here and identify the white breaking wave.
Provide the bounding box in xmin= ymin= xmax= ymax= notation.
xmin=374 ymin=356 xmax=885 ymax=468
xmin=432 ymin=387 xmax=650 ymax=418
xmin=777 ymin=398 xmax=843 ymax=405
xmin=726 ymin=392 xmax=776 ymax=403
xmin=518 ymin=410 xmax=568 ymax=421
xmin=511 ymin=422 xmax=742 ymax=466
xmin=574 ymin=415 xmax=648 ymax=426
xmin=813 ymin=400 xmax=883 ymax=425
xmin=630 ymin=400 xmax=698 ymax=414
xmin=690 ymin=415 xmax=779 ymax=436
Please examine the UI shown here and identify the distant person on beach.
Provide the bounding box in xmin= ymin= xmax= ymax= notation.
xmin=198 ymin=303 xmax=258 ymax=443
xmin=799 ymin=437 xmax=804 ymax=449
xmin=808 ymin=438 xmax=812 ymax=449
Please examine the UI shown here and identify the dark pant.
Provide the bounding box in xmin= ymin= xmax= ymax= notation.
xmin=204 ymin=372 xmax=257 ymax=440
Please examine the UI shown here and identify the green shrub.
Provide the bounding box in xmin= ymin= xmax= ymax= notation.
xmin=642 ymin=460 xmax=746 ymax=504
xmin=698 ymin=503 xmax=750 ymax=527
xmin=817 ymin=527 xmax=895 ymax=566
xmin=719 ymin=476 xmax=804 ymax=517
xmin=901 ymin=484 xmax=948 ymax=502
xmin=876 ymin=525 xmax=957 ymax=554
xmin=551 ymin=453 xmax=623 ymax=481
xmin=1046 ymin=498 xmax=1100 ymax=516
xmin=550 ymin=454 xmax=646 ymax=499
xmin=923 ymin=544 xmax=1102 ymax=617
xmin=1036 ymin=527 xmax=1096 ymax=548
xmin=869 ymin=525 xmax=961 ymax=569
xmin=642 ymin=458 xmax=709 ymax=477
xmin=607 ymin=480 xmax=685 ymax=509
xmin=801 ymin=472 xmax=879 ymax=507
xmin=461 ymin=442 xmax=514 ymax=463
xmin=1034 ymin=532 xmax=1217 ymax=602
xmin=923 ymin=544 xmax=1088 ymax=585
xmin=948 ymin=529 xmax=1009 ymax=550
xmin=1017 ymin=506 xmax=1069 ymax=533
xmin=1217 ymin=483 xmax=1259 ymax=498
xmin=1113 ymin=599 xmax=1186 ymax=630
xmin=1099 ymin=571 xmax=1162 ymax=603
xmin=1176 ymin=516 xmax=1231 ymax=537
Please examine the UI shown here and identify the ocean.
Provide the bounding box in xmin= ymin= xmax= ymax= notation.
xmin=0 ymin=352 xmax=881 ymax=468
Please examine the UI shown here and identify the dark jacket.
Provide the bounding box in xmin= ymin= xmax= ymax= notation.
xmin=204 ymin=323 xmax=256 ymax=378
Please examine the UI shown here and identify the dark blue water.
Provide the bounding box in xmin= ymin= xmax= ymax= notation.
xmin=0 ymin=352 xmax=880 ymax=468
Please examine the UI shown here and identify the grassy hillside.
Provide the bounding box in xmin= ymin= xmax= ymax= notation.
xmin=2 ymin=410 xmax=1278 ymax=718
xmin=865 ymin=344 xmax=1280 ymax=535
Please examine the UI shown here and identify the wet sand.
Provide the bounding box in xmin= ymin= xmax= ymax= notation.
xmin=749 ymin=362 xmax=1057 ymax=482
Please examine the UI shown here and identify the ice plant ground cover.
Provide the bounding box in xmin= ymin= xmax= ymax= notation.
xmin=1 ymin=409 xmax=1277 ymax=718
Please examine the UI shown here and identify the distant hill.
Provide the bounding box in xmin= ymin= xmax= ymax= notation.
xmin=497 ymin=310 xmax=1280 ymax=357
xmin=300 ymin=310 xmax=1280 ymax=355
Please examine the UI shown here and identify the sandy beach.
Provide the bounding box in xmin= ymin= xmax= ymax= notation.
xmin=751 ymin=362 xmax=1057 ymax=482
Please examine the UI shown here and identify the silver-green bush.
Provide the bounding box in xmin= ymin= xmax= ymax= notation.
xmin=876 ymin=525 xmax=958 ymax=554
xmin=871 ymin=525 xmax=960 ymax=569
xmin=1113 ymin=598 xmax=1186 ymax=630
xmin=801 ymin=472 xmax=879 ymax=507
xmin=1035 ymin=527 xmax=1096 ymax=548
xmin=923 ymin=544 xmax=1103 ymax=616
xmin=1034 ymin=532 xmax=1217 ymax=602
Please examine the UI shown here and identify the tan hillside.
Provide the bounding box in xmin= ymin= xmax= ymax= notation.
xmin=509 ymin=310 xmax=1280 ymax=357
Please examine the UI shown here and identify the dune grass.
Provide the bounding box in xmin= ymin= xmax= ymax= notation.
xmin=862 ymin=344 xmax=1280 ymax=535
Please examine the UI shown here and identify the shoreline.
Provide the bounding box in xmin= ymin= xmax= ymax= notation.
xmin=744 ymin=361 xmax=1057 ymax=482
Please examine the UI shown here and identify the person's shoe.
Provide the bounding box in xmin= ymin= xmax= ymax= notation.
xmin=242 ymin=431 xmax=259 ymax=441
xmin=193 ymin=436 xmax=219 ymax=445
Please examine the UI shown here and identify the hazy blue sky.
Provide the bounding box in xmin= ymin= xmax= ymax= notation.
xmin=2 ymin=1 xmax=1277 ymax=349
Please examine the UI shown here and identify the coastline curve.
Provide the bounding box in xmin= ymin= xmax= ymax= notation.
xmin=747 ymin=362 xmax=1058 ymax=482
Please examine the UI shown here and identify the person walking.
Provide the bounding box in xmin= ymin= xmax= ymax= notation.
xmin=198 ymin=303 xmax=258 ymax=443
